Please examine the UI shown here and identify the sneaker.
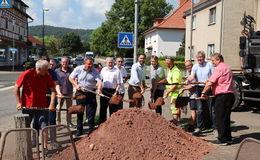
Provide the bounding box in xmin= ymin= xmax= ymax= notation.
xmin=50 ymin=142 xmax=62 ymax=149
xmin=192 ymin=128 xmax=201 ymax=136
xmin=212 ymin=140 xmax=229 ymax=146
xmin=67 ymin=122 xmax=76 ymax=128
xmin=213 ymin=130 xmax=218 ymax=138
xmin=76 ymin=129 xmax=83 ymax=136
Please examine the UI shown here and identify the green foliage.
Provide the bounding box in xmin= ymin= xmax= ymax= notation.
xmin=61 ymin=32 xmax=83 ymax=57
xmin=159 ymin=60 xmax=185 ymax=70
xmin=176 ymin=36 xmax=185 ymax=56
xmin=90 ymin=0 xmax=173 ymax=56
xmin=158 ymin=56 xmax=185 ymax=61
xmin=29 ymin=25 xmax=93 ymax=42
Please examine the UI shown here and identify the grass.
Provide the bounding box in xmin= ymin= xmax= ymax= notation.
xmin=72 ymin=115 xmax=100 ymax=125
xmin=159 ymin=60 xmax=185 ymax=70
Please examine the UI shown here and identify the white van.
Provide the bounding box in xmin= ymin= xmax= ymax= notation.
xmin=85 ymin=52 xmax=94 ymax=58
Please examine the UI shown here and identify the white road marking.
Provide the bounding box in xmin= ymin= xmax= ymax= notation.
xmin=0 ymin=86 xmax=14 ymax=91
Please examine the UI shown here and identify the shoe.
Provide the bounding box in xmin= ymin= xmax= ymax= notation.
xmin=213 ymin=130 xmax=218 ymax=138
xmin=192 ymin=128 xmax=201 ymax=136
xmin=76 ymin=129 xmax=83 ymax=136
xmin=86 ymin=128 xmax=95 ymax=134
xmin=67 ymin=122 xmax=76 ymax=128
xmin=212 ymin=140 xmax=229 ymax=146
xmin=50 ymin=141 xmax=62 ymax=149
xmin=186 ymin=125 xmax=195 ymax=133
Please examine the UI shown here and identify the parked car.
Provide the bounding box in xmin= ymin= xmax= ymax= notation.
xmin=94 ymin=62 xmax=103 ymax=72
xmin=124 ymin=61 xmax=133 ymax=78
xmin=73 ymin=56 xmax=84 ymax=67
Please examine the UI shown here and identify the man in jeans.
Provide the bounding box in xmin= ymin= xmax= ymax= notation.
xmin=188 ymin=51 xmax=216 ymax=136
xmin=56 ymin=57 xmax=74 ymax=127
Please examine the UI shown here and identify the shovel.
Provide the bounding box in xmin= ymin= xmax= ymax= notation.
xmin=175 ymin=95 xmax=215 ymax=108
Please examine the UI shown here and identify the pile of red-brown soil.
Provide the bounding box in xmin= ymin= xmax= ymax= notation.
xmin=52 ymin=108 xmax=213 ymax=160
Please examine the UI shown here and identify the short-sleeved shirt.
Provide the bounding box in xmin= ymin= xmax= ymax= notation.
xmin=69 ymin=65 xmax=101 ymax=90
xmin=115 ymin=66 xmax=127 ymax=94
xmin=209 ymin=62 xmax=235 ymax=95
xmin=55 ymin=67 xmax=73 ymax=94
xmin=166 ymin=65 xmax=182 ymax=98
xmin=100 ymin=66 xmax=123 ymax=89
xmin=191 ymin=61 xmax=214 ymax=86
xmin=150 ymin=64 xmax=165 ymax=90
xmin=16 ymin=68 xmax=55 ymax=108
xmin=128 ymin=62 xmax=146 ymax=86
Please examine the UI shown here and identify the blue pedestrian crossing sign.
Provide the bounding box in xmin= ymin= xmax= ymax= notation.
xmin=0 ymin=0 xmax=11 ymax=8
xmin=118 ymin=32 xmax=134 ymax=48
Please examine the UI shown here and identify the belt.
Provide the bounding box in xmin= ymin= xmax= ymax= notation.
xmin=128 ymin=84 xmax=140 ymax=88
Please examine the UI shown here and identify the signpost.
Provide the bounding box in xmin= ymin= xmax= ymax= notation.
xmin=10 ymin=48 xmax=17 ymax=72
xmin=118 ymin=32 xmax=134 ymax=48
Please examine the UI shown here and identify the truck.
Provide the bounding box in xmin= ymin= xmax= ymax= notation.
xmin=232 ymin=13 xmax=260 ymax=112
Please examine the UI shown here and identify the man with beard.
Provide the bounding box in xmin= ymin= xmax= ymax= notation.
xmin=128 ymin=54 xmax=147 ymax=107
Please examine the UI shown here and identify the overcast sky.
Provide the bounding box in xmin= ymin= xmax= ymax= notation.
xmin=23 ymin=0 xmax=198 ymax=29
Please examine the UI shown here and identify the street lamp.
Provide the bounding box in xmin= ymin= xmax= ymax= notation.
xmin=134 ymin=0 xmax=138 ymax=63
xmin=42 ymin=8 xmax=49 ymax=56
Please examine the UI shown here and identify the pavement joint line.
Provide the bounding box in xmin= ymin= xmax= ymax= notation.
xmin=0 ymin=86 xmax=14 ymax=91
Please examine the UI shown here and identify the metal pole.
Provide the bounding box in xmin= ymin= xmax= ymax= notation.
xmin=189 ymin=0 xmax=193 ymax=60
xmin=134 ymin=0 xmax=138 ymax=63
xmin=12 ymin=20 xmax=15 ymax=72
xmin=42 ymin=9 xmax=45 ymax=56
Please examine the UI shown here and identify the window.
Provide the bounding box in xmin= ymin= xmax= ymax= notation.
xmin=207 ymin=44 xmax=215 ymax=58
xmin=209 ymin=7 xmax=216 ymax=24
xmin=0 ymin=48 xmax=6 ymax=62
xmin=192 ymin=15 xmax=196 ymax=29
xmin=188 ymin=46 xmax=194 ymax=60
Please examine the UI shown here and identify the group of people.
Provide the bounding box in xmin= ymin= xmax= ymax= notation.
xmin=14 ymin=51 xmax=235 ymax=146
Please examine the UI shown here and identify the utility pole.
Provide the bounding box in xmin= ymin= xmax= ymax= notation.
xmin=12 ymin=20 xmax=15 ymax=72
xmin=134 ymin=0 xmax=138 ymax=63
xmin=190 ymin=0 xmax=193 ymax=60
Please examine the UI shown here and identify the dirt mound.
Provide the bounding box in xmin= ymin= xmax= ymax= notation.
xmin=52 ymin=108 xmax=213 ymax=160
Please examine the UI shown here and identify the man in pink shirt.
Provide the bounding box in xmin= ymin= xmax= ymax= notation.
xmin=201 ymin=53 xmax=235 ymax=145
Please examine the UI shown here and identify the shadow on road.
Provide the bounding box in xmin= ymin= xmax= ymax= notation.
xmin=231 ymin=125 xmax=250 ymax=132
xmin=232 ymin=132 xmax=260 ymax=145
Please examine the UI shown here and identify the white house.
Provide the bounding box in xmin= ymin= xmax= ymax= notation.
xmin=143 ymin=0 xmax=192 ymax=57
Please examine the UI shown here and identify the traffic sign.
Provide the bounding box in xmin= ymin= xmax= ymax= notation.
xmin=9 ymin=48 xmax=17 ymax=52
xmin=118 ymin=32 xmax=134 ymax=48
xmin=0 ymin=0 xmax=11 ymax=8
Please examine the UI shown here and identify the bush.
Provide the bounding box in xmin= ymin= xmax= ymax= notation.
xmin=158 ymin=56 xmax=185 ymax=61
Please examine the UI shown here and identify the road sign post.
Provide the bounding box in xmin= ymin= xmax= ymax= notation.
xmin=118 ymin=32 xmax=134 ymax=48
xmin=0 ymin=0 xmax=11 ymax=8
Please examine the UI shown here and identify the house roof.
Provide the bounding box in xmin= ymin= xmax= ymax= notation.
xmin=28 ymin=35 xmax=42 ymax=46
xmin=143 ymin=0 xmax=192 ymax=35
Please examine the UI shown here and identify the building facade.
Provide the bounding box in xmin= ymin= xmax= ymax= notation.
xmin=0 ymin=0 xmax=32 ymax=68
xmin=185 ymin=0 xmax=260 ymax=69
xmin=143 ymin=0 xmax=191 ymax=57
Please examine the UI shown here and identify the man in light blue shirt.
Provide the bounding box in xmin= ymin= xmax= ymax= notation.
xmin=128 ymin=54 xmax=146 ymax=107
xmin=69 ymin=57 xmax=102 ymax=136
xmin=188 ymin=51 xmax=216 ymax=136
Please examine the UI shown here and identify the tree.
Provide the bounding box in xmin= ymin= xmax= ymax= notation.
xmin=90 ymin=0 xmax=172 ymax=56
xmin=34 ymin=35 xmax=61 ymax=57
xmin=81 ymin=40 xmax=90 ymax=53
xmin=61 ymin=32 xmax=83 ymax=57
xmin=176 ymin=36 xmax=185 ymax=56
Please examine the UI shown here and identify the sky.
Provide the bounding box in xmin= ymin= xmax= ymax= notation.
xmin=23 ymin=0 xmax=197 ymax=29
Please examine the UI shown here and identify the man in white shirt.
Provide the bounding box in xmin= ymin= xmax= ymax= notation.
xmin=128 ymin=54 xmax=146 ymax=107
xmin=99 ymin=57 xmax=123 ymax=124
xmin=115 ymin=57 xmax=128 ymax=109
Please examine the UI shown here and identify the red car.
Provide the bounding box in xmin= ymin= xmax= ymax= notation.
xmin=94 ymin=62 xmax=103 ymax=72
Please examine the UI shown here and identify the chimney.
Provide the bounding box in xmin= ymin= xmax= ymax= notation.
xmin=153 ymin=18 xmax=164 ymax=26
xmin=178 ymin=0 xmax=187 ymax=7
